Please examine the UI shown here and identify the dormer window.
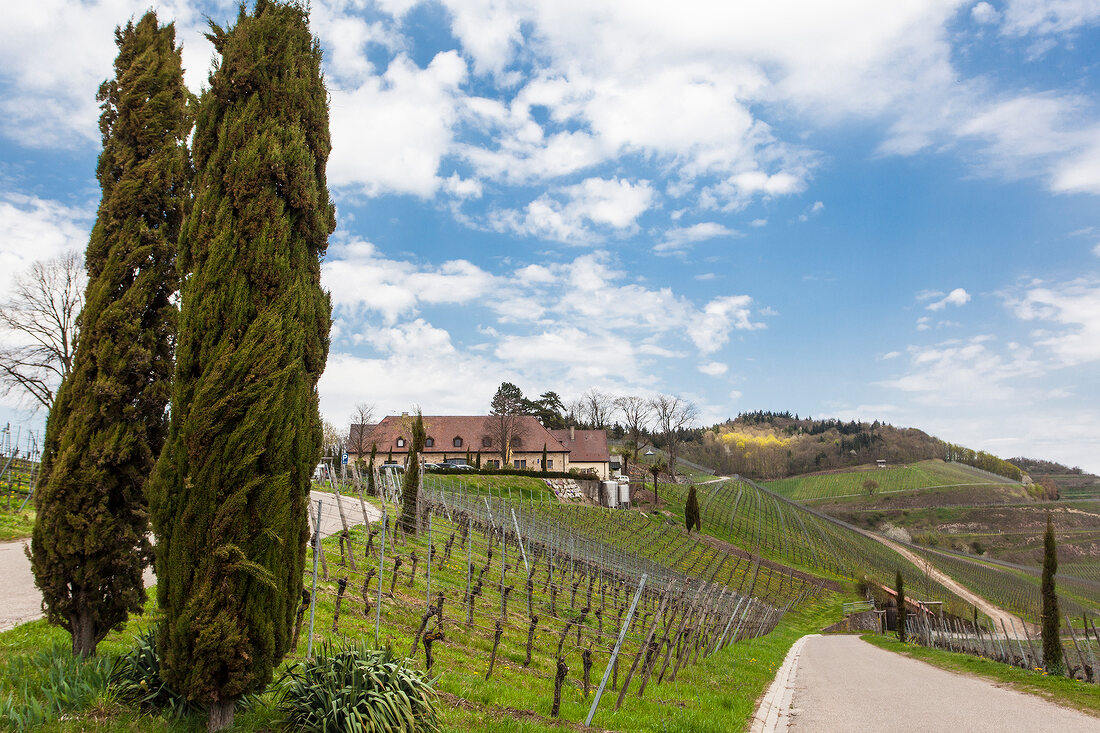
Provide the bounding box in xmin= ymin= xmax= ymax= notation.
xmin=510 ymin=436 xmax=522 ymax=448
xmin=453 ymin=437 xmax=463 ymax=448
xmin=425 ymin=437 xmax=434 ymax=447
xmin=482 ymin=437 xmax=492 ymax=447
xmin=396 ymin=437 xmax=405 ymax=448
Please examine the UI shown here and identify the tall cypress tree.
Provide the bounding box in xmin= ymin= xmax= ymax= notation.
xmin=147 ymin=1 xmax=333 ymax=728
xmin=1041 ymin=514 xmax=1064 ymax=673
xmin=685 ymin=485 xmax=701 ymax=533
xmin=31 ymin=11 xmax=188 ymax=658
xmin=400 ymin=412 xmax=426 ymax=534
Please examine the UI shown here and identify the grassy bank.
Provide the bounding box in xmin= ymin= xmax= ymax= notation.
xmin=0 ymin=507 xmax=35 ymax=541
xmin=861 ymin=633 xmax=1100 ymax=718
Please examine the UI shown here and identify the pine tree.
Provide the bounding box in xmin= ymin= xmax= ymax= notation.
xmin=31 ymin=11 xmax=188 ymax=658
xmin=1041 ymin=514 xmax=1064 ymax=673
xmin=685 ymin=485 xmax=701 ymax=533
xmin=895 ymin=570 xmax=906 ymax=643
xmin=400 ymin=412 xmax=426 ymax=534
xmin=146 ymin=2 xmax=334 ymax=728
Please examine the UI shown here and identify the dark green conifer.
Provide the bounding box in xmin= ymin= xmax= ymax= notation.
xmin=895 ymin=570 xmax=906 ymax=643
xmin=147 ymin=1 xmax=333 ymax=728
xmin=367 ymin=443 xmax=377 ymax=496
xmin=400 ymin=412 xmax=426 ymax=534
xmin=1041 ymin=514 xmax=1064 ymax=673
xmin=542 ymin=442 xmax=548 ymax=472
xmin=31 ymin=11 xmax=189 ymax=658
xmin=685 ymin=485 xmax=701 ymax=533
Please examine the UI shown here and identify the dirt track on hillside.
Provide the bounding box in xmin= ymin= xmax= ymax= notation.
xmin=869 ymin=532 xmax=1035 ymax=636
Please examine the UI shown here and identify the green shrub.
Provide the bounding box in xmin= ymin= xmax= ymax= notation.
xmin=277 ymin=641 xmax=438 ymax=732
xmin=110 ymin=629 xmax=260 ymax=718
xmin=0 ymin=642 xmax=112 ymax=731
xmin=110 ymin=629 xmax=197 ymax=717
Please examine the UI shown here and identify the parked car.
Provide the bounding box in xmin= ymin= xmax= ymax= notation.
xmin=441 ymin=459 xmax=473 ymax=470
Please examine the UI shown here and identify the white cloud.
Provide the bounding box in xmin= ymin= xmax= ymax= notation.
xmin=688 ymin=295 xmax=762 ymax=354
xmin=1093 ymin=242 xmax=1100 ymax=257
xmin=728 ymin=389 xmax=742 ymax=401
xmin=490 ymin=177 xmax=655 ymax=243
xmin=1008 ymin=278 xmax=1100 ymax=365
xmin=881 ymin=351 xmax=901 ymax=360
xmin=1000 ymin=0 xmax=1100 ymax=37
xmin=328 ymin=51 xmax=467 ymax=197
xmin=654 ymin=222 xmax=738 ymax=254
xmin=798 ymin=200 xmax=825 ymax=222
xmin=750 ymin=218 xmax=767 ymax=227
xmin=0 ymin=192 xmax=92 ymax=294
xmin=880 ymin=335 xmax=1042 ymax=404
xmin=926 ymin=287 xmax=971 ymax=311
xmin=916 ymin=316 xmax=932 ymax=331
xmin=323 ymin=239 xmax=495 ymax=324
xmin=698 ymin=361 xmax=728 ymax=376
xmin=971 ymin=2 xmax=1000 ymax=24
xmin=694 ymin=272 xmax=718 ymax=281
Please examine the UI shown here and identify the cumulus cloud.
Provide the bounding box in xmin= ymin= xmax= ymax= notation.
xmin=490 ymin=177 xmax=655 ymax=243
xmin=0 ymin=192 xmax=92 ymax=294
xmin=698 ymin=361 xmax=728 ymax=376
xmin=1000 ymin=0 xmax=1100 ymax=37
xmin=971 ymin=2 xmax=1000 ymax=25
xmin=1008 ymin=277 xmax=1100 ymax=365
xmin=926 ymin=287 xmax=971 ymax=311
xmin=880 ymin=335 xmax=1042 ymax=404
xmin=654 ymin=222 xmax=739 ymax=255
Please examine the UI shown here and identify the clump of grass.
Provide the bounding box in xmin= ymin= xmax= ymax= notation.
xmin=110 ymin=628 xmax=198 ymax=717
xmin=277 ymin=640 xmax=439 ymax=732
xmin=0 ymin=641 xmax=112 ymax=731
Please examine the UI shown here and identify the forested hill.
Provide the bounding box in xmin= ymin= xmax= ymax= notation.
xmin=677 ymin=411 xmax=1023 ymax=481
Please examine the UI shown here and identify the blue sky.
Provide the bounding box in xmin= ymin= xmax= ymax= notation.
xmin=2 ymin=1 xmax=1100 ymax=471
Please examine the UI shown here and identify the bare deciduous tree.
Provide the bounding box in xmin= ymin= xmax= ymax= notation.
xmin=649 ymin=394 xmax=698 ymax=479
xmin=580 ymin=388 xmax=613 ymax=429
xmin=614 ymin=395 xmax=652 ymax=460
xmin=0 ymin=252 xmax=84 ymax=409
xmin=322 ymin=420 xmax=346 ymax=461
xmin=346 ymin=402 xmax=375 ymax=465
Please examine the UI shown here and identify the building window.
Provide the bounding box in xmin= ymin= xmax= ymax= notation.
xmin=482 ymin=437 xmax=492 ymax=447
xmin=396 ymin=437 xmax=405 ymax=448
xmin=488 ymin=459 xmax=500 ymax=468
xmin=515 ymin=459 xmax=526 ymax=468
xmin=546 ymin=459 xmax=553 ymax=469
xmin=425 ymin=437 xmax=434 ymax=447
xmin=510 ymin=436 xmax=522 ymax=448
xmin=453 ymin=436 xmax=463 ymax=447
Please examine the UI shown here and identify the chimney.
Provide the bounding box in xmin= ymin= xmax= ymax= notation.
xmin=570 ymin=425 xmax=575 ymax=440
xmin=401 ymin=411 xmax=409 ymax=417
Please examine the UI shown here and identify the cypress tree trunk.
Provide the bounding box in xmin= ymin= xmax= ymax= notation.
xmin=30 ymin=11 xmax=188 ymax=658
xmin=147 ymin=1 xmax=333 ymax=727
xmin=1041 ymin=514 xmax=1064 ymax=673
xmin=400 ymin=413 xmax=426 ymax=534
xmin=895 ymin=570 xmax=906 ymax=643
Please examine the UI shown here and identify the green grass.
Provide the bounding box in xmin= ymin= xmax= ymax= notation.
xmin=765 ymin=460 xmax=1020 ymax=502
xmin=862 ymin=633 xmax=1100 ymax=718
xmin=0 ymin=507 xmax=35 ymax=541
xmin=430 ymin=473 xmax=557 ymax=501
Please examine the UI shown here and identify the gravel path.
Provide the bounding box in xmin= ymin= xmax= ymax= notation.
xmin=760 ymin=634 xmax=1100 ymax=732
xmin=1 ymin=491 xmax=378 ymax=632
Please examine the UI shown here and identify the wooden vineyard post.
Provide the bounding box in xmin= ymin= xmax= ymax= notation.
xmin=1065 ymin=616 xmax=1087 ymax=679
xmin=332 ymin=577 xmax=348 ymax=633
xmin=485 ymin=620 xmax=504 ymax=680
xmin=329 ymin=473 xmax=356 ymax=570
xmin=585 ymin=573 xmax=647 ymax=727
xmin=375 ymin=503 xmax=386 ymax=647
xmin=615 ymin=582 xmax=674 ymax=711
xmin=307 ymin=499 xmax=322 ymax=658
xmin=1022 ymin=621 xmax=1039 ymax=666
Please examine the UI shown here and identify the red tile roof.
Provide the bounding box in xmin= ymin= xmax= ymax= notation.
xmin=549 ymin=429 xmax=610 ymax=463
xmin=350 ymin=415 xmax=569 ymax=456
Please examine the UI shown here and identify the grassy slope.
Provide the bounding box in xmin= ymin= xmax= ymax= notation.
xmin=765 ymin=460 xmax=1021 ymax=503
xmin=862 ymin=634 xmax=1100 ymax=718
xmin=0 ymin=508 xmax=35 ymax=541
xmin=0 ymin=587 xmax=847 ymax=733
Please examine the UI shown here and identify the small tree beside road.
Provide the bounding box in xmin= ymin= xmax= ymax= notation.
xmin=895 ymin=570 xmax=907 ymax=643
xmin=1041 ymin=514 xmax=1064 ymax=674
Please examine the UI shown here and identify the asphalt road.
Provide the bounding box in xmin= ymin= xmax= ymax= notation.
xmin=0 ymin=490 xmax=379 ymax=632
xmin=761 ymin=634 xmax=1100 ymax=732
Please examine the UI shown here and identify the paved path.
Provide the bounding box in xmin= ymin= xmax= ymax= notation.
xmin=755 ymin=634 xmax=1100 ymax=732
xmin=1 ymin=492 xmax=378 ymax=632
